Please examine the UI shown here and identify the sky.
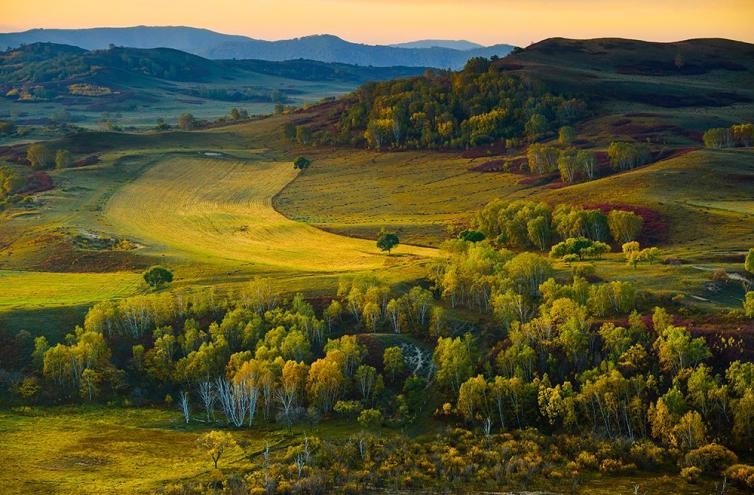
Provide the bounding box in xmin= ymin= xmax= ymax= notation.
xmin=4 ymin=0 xmax=754 ymax=46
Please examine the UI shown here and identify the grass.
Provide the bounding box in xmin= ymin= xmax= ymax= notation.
xmin=0 ymin=270 xmax=141 ymax=309
xmin=0 ymin=135 xmax=436 ymax=334
xmin=0 ymin=405 xmax=745 ymax=495
xmin=0 ymin=406 xmax=254 ymax=495
xmin=104 ymin=155 xmax=434 ymax=272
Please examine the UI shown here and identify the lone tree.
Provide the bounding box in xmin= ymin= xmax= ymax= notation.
xmin=376 ymin=230 xmax=400 ymax=255
xmin=196 ymin=430 xmax=237 ymax=470
xmin=293 ymin=156 xmax=311 ymax=170
xmin=143 ymin=266 xmax=173 ymax=289
xmin=458 ymin=230 xmax=485 ymax=243
xmin=177 ymin=113 xmax=195 ymax=130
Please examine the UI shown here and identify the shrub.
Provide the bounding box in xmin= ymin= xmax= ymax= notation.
xmin=599 ymin=459 xmax=636 ymax=473
xmin=683 ymin=443 xmax=738 ymax=474
xmin=680 ymin=466 xmax=702 ymax=483
xmin=575 ymin=451 xmax=598 ymax=470
xmin=357 ymin=408 xmax=383 ymax=428
xmin=725 ymin=464 xmax=754 ymax=489
xmin=293 ymin=156 xmax=311 ymax=170
xmin=458 ymin=230 xmax=485 ymax=243
xmin=333 ymin=400 xmax=363 ymax=418
xmin=629 ymin=440 xmax=666 ymax=469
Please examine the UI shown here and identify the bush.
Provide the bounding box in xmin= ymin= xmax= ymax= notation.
xmin=333 ymin=400 xmax=363 ymax=418
xmin=683 ymin=443 xmax=738 ymax=474
xmin=599 ymin=459 xmax=636 ymax=473
xmin=680 ymin=466 xmax=702 ymax=483
xmin=575 ymin=451 xmax=598 ymax=470
xmin=458 ymin=230 xmax=485 ymax=243
xmin=725 ymin=464 xmax=754 ymax=489
xmin=293 ymin=156 xmax=311 ymax=170
xmin=629 ymin=440 xmax=666 ymax=469
xmin=357 ymin=408 xmax=383 ymax=428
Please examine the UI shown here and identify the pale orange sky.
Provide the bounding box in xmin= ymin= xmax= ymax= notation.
xmin=4 ymin=0 xmax=754 ymax=46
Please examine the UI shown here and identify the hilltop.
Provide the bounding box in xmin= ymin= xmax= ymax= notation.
xmin=0 ymin=26 xmax=515 ymax=68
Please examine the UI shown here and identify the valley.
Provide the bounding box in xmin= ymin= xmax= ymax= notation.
xmin=1 ymin=30 xmax=754 ymax=495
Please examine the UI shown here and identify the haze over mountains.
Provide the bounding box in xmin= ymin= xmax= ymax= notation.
xmin=0 ymin=26 xmax=515 ymax=69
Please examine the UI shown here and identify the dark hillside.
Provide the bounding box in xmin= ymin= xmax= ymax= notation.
xmin=496 ymin=37 xmax=754 ymax=107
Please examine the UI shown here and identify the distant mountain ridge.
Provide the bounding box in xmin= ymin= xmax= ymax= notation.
xmin=0 ymin=26 xmax=515 ymax=69
xmin=389 ymin=40 xmax=484 ymax=51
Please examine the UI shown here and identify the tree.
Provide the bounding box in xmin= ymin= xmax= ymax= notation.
xmin=79 ymin=368 xmax=102 ymax=401
xmin=55 ymin=149 xmax=74 ymax=169
xmin=525 ymin=113 xmax=548 ymax=141
xmin=276 ymin=360 xmax=309 ymax=425
xmin=558 ymin=126 xmax=576 ymax=145
xmin=383 ymin=346 xmax=404 ymax=383
xmin=143 ymin=266 xmax=173 ymax=289
xmin=505 ymin=252 xmax=554 ymax=297
xmin=293 ymin=156 xmax=311 ymax=170
xmin=527 ymin=216 xmax=552 ymax=251
xmin=526 ymin=143 xmax=558 ymax=174
xmin=731 ymin=123 xmax=754 ymax=147
xmin=178 ymin=113 xmax=196 ymax=130
xmin=355 ymin=365 xmax=378 ymax=402
xmin=357 ymin=408 xmax=383 ymax=428
xmin=576 ymin=150 xmax=597 ymax=180
xmin=26 ymin=143 xmax=54 ymax=170
xmin=376 ymin=230 xmax=399 ymax=255
xmin=607 ymin=141 xmax=651 ymax=170
xmin=703 ymin=128 xmax=732 ymax=149
xmin=196 ymin=430 xmax=237 ymax=469
xmin=307 ymin=357 xmax=345 ymax=413
xmin=457 ymin=375 xmax=490 ymax=423
xmin=323 ymin=300 xmax=342 ymax=333
xmin=654 ymin=325 xmax=711 ymax=374
xmin=550 ymin=237 xmax=609 ymax=260
xmin=608 ymin=210 xmax=643 ymax=243
xmin=745 ymin=248 xmax=754 ymax=276
xmin=362 ymin=302 xmax=381 ymax=332
xmin=434 ymin=335 xmax=474 ymax=393
xmin=557 ymin=147 xmax=578 ymax=183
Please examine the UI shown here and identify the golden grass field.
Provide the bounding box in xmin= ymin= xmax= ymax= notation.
xmin=0 ymin=407 xmax=254 ymax=495
xmin=0 ymin=270 xmax=141 ymax=310
xmin=105 ymin=155 xmax=435 ymax=271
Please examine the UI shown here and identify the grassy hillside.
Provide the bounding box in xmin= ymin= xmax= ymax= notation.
xmin=0 ymin=121 xmax=436 ymax=335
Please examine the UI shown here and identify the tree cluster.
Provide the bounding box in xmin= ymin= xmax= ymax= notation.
xmin=474 ymin=200 xmax=643 ymax=253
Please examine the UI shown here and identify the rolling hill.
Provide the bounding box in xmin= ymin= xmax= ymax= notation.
xmin=0 ymin=26 xmax=515 ymax=69
xmin=496 ymin=37 xmax=754 ymax=109
xmin=0 ymin=42 xmax=429 ymax=128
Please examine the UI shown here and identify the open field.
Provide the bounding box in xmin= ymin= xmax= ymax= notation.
xmin=0 ymin=406 xmax=258 ymax=495
xmin=0 ymin=270 xmax=141 ymax=310
xmin=105 ymin=155 xmax=434 ymax=271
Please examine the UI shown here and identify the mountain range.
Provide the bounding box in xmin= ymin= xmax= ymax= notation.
xmin=0 ymin=26 xmax=515 ymax=69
